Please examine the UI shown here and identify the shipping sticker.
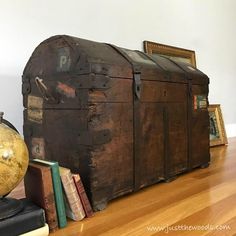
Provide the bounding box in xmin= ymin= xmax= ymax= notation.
xmin=193 ymin=95 xmax=207 ymax=110
xmin=28 ymin=95 xmax=43 ymax=109
xmin=56 ymin=82 xmax=76 ymax=98
xmin=57 ymin=47 xmax=71 ymax=72
xmin=31 ymin=138 xmax=45 ymax=159
xmin=27 ymin=109 xmax=43 ymax=124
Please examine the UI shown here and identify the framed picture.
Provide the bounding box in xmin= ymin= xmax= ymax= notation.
xmin=208 ymin=104 xmax=228 ymax=147
xmin=143 ymin=41 xmax=197 ymax=68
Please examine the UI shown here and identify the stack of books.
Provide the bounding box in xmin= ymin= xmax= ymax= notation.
xmin=24 ymin=159 xmax=94 ymax=233
xmin=0 ymin=198 xmax=49 ymax=236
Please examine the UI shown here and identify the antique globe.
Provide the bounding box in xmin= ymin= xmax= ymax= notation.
xmin=0 ymin=112 xmax=29 ymax=219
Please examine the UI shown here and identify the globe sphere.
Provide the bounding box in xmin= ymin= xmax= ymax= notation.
xmin=0 ymin=123 xmax=29 ymax=196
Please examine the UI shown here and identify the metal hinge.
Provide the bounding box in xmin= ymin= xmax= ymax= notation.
xmin=22 ymin=76 xmax=31 ymax=95
xmin=76 ymin=74 xmax=110 ymax=89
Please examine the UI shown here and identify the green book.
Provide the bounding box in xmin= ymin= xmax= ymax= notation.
xmin=32 ymin=159 xmax=67 ymax=228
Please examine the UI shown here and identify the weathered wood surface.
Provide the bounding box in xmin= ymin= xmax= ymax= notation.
xmin=22 ymin=35 xmax=210 ymax=210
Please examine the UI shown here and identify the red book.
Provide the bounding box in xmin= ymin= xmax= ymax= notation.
xmin=72 ymin=174 xmax=94 ymax=217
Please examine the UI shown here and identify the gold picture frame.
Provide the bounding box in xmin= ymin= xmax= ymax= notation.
xmin=208 ymin=104 xmax=228 ymax=147
xmin=143 ymin=41 xmax=197 ymax=68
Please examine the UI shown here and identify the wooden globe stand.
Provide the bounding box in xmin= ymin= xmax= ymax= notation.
xmin=0 ymin=112 xmax=24 ymax=220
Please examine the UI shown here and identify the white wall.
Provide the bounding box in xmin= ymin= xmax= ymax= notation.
xmin=0 ymin=0 xmax=235 ymax=135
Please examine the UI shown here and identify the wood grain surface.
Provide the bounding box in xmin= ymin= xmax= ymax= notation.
xmin=9 ymin=138 xmax=236 ymax=235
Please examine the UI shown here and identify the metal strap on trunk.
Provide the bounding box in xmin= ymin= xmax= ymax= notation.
xmin=106 ymin=44 xmax=141 ymax=99
xmin=137 ymin=52 xmax=171 ymax=80
xmin=75 ymin=74 xmax=111 ymax=89
xmin=137 ymin=51 xmax=166 ymax=71
xmin=106 ymin=44 xmax=141 ymax=191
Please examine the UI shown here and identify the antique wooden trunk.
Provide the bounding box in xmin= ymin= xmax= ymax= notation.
xmin=22 ymin=35 xmax=210 ymax=210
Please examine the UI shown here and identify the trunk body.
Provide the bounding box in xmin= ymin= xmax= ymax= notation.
xmin=22 ymin=35 xmax=210 ymax=210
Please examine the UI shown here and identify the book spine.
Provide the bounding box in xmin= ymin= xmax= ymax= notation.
xmin=40 ymin=168 xmax=58 ymax=231
xmin=61 ymin=171 xmax=85 ymax=221
xmin=24 ymin=164 xmax=58 ymax=232
xmin=73 ymin=175 xmax=94 ymax=217
xmin=50 ymin=163 xmax=67 ymax=228
xmin=43 ymin=191 xmax=58 ymax=232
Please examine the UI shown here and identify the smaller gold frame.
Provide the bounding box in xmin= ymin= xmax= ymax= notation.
xmin=143 ymin=41 xmax=197 ymax=68
xmin=208 ymin=104 xmax=228 ymax=147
